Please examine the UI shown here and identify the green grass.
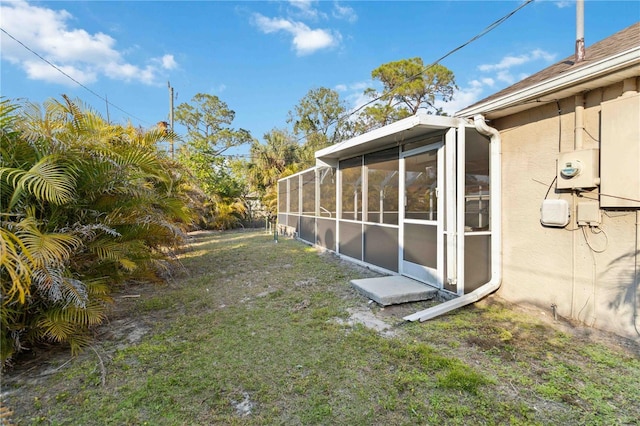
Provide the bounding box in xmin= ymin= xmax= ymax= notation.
xmin=3 ymin=230 xmax=639 ymax=425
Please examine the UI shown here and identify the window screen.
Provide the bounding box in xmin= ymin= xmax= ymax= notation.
xmin=365 ymin=148 xmax=399 ymax=225
xmin=340 ymin=157 xmax=362 ymax=221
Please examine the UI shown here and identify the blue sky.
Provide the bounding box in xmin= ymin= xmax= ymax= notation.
xmin=1 ymin=1 xmax=638 ymax=156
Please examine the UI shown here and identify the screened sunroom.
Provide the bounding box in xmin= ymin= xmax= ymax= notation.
xmin=277 ymin=114 xmax=498 ymax=299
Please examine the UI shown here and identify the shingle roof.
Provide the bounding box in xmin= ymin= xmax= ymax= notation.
xmin=457 ymin=22 xmax=640 ymax=115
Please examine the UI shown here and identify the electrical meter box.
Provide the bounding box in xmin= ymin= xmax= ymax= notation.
xmin=540 ymin=199 xmax=570 ymax=227
xmin=556 ymin=148 xmax=600 ymax=190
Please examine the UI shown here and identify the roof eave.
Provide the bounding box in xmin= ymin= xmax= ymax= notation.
xmin=455 ymin=46 xmax=640 ymax=120
xmin=316 ymin=114 xmax=466 ymax=162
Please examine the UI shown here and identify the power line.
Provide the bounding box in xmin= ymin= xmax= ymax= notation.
xmin=0 ymin=27 xmax=151 ymax=126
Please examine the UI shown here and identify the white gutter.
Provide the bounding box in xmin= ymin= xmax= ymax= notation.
xmin=404 ymin=115 xmax=502 ymax=322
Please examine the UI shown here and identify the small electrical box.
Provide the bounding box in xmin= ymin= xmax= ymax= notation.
xmin=540 ymin=199 xmax=570 ymax=227
xmin=557 ymin=149 xmax=600 ymax=190
xmin=577 ymin=200 xmax=601 ymax=227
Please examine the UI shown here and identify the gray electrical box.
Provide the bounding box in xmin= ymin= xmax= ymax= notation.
xmin=577 ymin=200 xmax=601 ymax=226
xmin=557 ymin=149 xmax=600 ymax=190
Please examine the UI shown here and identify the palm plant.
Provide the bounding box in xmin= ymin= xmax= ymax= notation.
xmin=246 ymin=129 xmax=303 ymax=218
xmin=1 ymin=96 xmax=193 ymax=365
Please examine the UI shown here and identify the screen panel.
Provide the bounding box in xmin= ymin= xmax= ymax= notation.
xmin=278 ymin=180 xmax=287 ymax=213
xmin=289 ymin=177 xmax=300 ymax=214
xmin=403 ymin=223 xmax=437 ymax=269
xmin=340 ymin=157 xmax=362 ymax=221
xmin=364 ymin=224 xmax=398 ymax=272
xmin=317 ymin=218 xmax=336 ymax=251
xmin=366 ymin=148 xmax=399 ymax=225
xmin=302 ymin=170 xmax=316 ymax=216
xmin=339 ymin=221 xmax=362 ymax=260
xmin=318 ymin=167 xmax=336 ymax=217
xmin=299 ymin=216 xmax=315 ymax=244
xmin=464 ymin=235 xmax=491 ymax=294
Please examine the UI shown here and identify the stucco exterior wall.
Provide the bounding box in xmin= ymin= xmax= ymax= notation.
xmin=493 ymin=81 xmax=639 ymax=340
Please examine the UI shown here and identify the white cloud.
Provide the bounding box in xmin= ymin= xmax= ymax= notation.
xmin=439 ymin=48 xmax=558 ymax=114
xmin=287 ymin=0 xmax=325 ymax=20
xmin=348 ymin=90 xmax=372 ymax=114
xmin=252 ymin=13 xmax=340 ymax=55
xmin=554 ymin=1 xmax=572 ymax=8
xmin=23 ymin=60 xmax=97 ymax=85
xmin=0 ymin=0 xmax=178 ymax=86
xmin=480 ymin=77 xmax=495 ymax=87
xmin=334 ymin=80 xmax=369 ymax=93
xmin=333 ymin=79 xmax=377 ymax=114
xmin=161 ymin=54 xmax=178 ymax=70
xmin=333 ymin=2 xmax=358 ymax=23
xmin=436 ymin=81 xmax=486 ymax=116
xmin=435 ymin=77 xmax=502 ymax=115
xmin=478 ymin=49 xmax=556 ymax=72
xmin=474 ymin=48 xmax=557 ymax=88
xmin=496 ymin=70 xmax=516 ymax=85
xmin=289 ymin=0 xmax=314 ymax=11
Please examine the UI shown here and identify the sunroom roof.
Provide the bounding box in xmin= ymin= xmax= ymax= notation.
xmin=315 ymin=114 xmax=467 ymax=162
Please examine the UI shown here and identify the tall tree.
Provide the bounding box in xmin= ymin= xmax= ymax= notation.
xmin=175 ymin=93 xmax=253 ymax=228
xmin=176 ymin=93 xmax=253 ymax=195
xmin=357 ymin=58 xmax=457 ymax=132
xmin=288 ymin=87 xmax=349 ymax=167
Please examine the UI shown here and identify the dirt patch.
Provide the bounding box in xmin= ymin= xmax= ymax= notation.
xmin=479 ymin=297 xmax=640 ymax=358
xmin=231 ymin=391 xmax=254 ymax=417
xmin=332 ymin=307 xmax=398 ymax=337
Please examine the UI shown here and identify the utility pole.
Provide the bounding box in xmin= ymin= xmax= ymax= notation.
xmin=168 ymin=81 xmax=175 ymax=159
xmin=105 ymin=94 xmax=111 ymax=124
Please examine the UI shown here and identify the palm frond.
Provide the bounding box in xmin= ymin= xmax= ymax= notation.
xmin=32 ymin=267 xmax=88 ymax=308
xmin=0 ymin=226 xmax=34 ymax=304
xmin=16 ymin=216 xmax=81 ymax=268
xmin=37 ymin=300 xmax=108 ymax=343
xmin=3 ymin=155 xmax=76 ymax=208
xmin=0 ymin=98 xmax=20 ymax=130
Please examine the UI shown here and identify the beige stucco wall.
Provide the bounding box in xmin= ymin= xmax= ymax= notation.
xmin=493 ymin=80 xmax=639 ymax=340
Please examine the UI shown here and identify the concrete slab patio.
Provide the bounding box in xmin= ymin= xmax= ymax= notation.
xmin=350 ymin=276 xmax=438 ymax=306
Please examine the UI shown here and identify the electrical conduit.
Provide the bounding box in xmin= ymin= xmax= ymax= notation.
xmin=404 ymin=115 xmax=502 ymax=322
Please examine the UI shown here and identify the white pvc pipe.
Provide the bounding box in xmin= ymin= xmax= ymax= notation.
xmin=404 ymin=115 xmax=502 ymax=322
xmin=576 ymin=0 xmax=585 ymax=63
xmin=575 ymin=94 xmax=585 ymax=150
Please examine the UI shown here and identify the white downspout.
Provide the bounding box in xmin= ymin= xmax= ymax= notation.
xmin=404 ymin=115 xmax=502 ymax=322
xmin=575 ymin=94 xmax=585 ymax=150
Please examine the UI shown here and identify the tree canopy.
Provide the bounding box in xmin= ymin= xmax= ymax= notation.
xmin=175 ymin=93 xmax=253 ymax=196
xmin=357 ymin=57 xmax=457 ymax=131
xmin=175 ymin=93 xmax=253 ymax=228
xmin=287 ymin=87 xmax=350 ymax=167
